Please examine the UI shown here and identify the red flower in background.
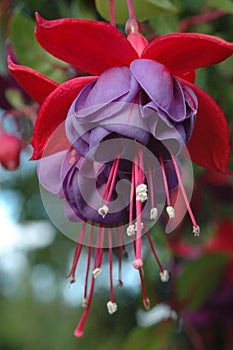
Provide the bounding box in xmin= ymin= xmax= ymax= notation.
xmin=8 ymin=13 xmax=232 ymax=174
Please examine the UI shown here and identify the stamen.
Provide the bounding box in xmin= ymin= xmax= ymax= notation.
xmin=166 ymin=206 xmax=175 ymax=219
xmin=107 ymin=301 xmax=118 ymax=314
xmin=99 ymin=156 xmax=120 ymax=218
xmin=118 ymin=245 xmax=123 ymax=286
xmin=129 ymin=160 xmax=135 ymax=225
xmin=67 ymin=221 xmax=87 ymax=283
xmin=82 ymin=298 xmax=88 ymax=308
xmin=92 ymin=267 xmax=102 ymax=278
xmin=170 ymin=153 xmax=200 ymax=235
xmin=193 ymin=225 xmax=200 ymax=237
xmin=133 ymin=158 xmax=143 ymax=270
xmin=144 ymin=224 xmax=165 ymax=274
xmin=106 ymin=157 xmax=120 ymax=203
xmin=160 ymin=270 xmax=169 ymax=282
xmin=126 ymin=224 xmax=135 ymax=237
xmin=83 ymin=224 xmax=94 ymax=302
xmin=139 ymin=268 xmax=150 ymax=309
xmin=98 ymin=204 xmax=109 ymax=218
xmin=160 ymin=153 xmax=172 ymax=208
xmin=74 ymin=275 xmax=96 ymax=338
xmin=108 ymin=228 xmax=115 ymax=305
xmin=74 ymin=226 xmax=104 ymax=338
xmin=150 ymin=207 xmax=158 ymax=220
xmin=136 ymin=183 xmax=148 ymax=202
xmin=148 ymin=161 xmax=158 ymax=220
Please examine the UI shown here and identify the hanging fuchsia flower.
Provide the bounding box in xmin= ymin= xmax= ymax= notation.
xmin=8 ymin=11 xmax=232 ymax=337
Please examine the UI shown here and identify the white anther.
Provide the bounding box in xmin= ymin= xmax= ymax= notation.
xmin=193 ymin=225 xmax=200 ymax=237
xmin=143 ymin=298 xmax=150 ymax=310
xmin=136 ymin=184 xmax=148 ymax=202
xmin=136 ymin=184 xmax=148 ymax=194
xmin=134 ymin=221 xmax=144 ymax=232
xmin=68 ymin=276 xmax=75 ymax=284
xmin=82 ymin=298 xmax=88 ymax=308
xmin=107 ymin=301 xmax=118 ymax=315
xmin=98 ymin=204 xmax=109 ymax=218
xmin=126 ymin=224 xmax=135 ymax=237
xmin=136 ymin=192 xmax=148 ymax=202
xmin=150 ymin=207 xmax=158 ymax=220
xmin=166 ymin=206 xmax=175 ymax=219
xmin=92 ymin=267 xmax=102 ymax=278
xmin=160 ymin=270 xmax=169 ymax=282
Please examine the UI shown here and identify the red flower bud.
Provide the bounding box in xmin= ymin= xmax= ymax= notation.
xmin=0 ymin=132 xmax=23 ymax=170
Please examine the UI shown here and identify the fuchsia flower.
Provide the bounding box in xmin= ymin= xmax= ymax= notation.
xmin=8 ymin=13 xmax=232 ymax=337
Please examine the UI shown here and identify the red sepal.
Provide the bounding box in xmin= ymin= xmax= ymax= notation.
xmin=142 ymin=33 xmax=233 ymax=76
xmin=8 ymin=56 xmax=58 ymax=105
xmin=31 ymin=76 xmax=97 ymax=159
xmin=185 ymin=81 xmax=231 ymax=174
xmin=35 ymin=13 xmax=138 ymax=76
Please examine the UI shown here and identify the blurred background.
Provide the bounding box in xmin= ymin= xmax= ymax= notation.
xmin=0 ymin=0 xmax=232 ymax=349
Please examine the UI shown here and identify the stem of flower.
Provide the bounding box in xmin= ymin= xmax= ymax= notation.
xmin=179 ymin=10 xmax=226 ymax=32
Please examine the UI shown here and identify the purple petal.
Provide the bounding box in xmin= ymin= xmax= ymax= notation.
xmin=130 ymin=59 xmax=186 ymax=122
xmin=37 ymin=151 xmax=67 ymax=194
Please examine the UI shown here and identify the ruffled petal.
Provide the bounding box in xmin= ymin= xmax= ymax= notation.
xmin=142 ymin=33 xmax=233 ymax=76
xmin=31 ymin=76 xmax=97 ymax=159
xmin=35 ymin=13 xmax=138 ymax=76
xmin=184 ymin=81 xmax=231 ymax=174
xmin=8 ymin=56 xmax=58 ymax=105
xmin=131 ymin=59 xmax=186 ymax=122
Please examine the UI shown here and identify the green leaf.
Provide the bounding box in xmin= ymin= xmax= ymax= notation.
xmin=206 ymin=0 xmax=233 ymax=14
xmin=5 ymin=88 xmax=26 ymax=109
xmin=149 ymin=14 xmax=179 ymax=35
xmin=9 ymin=12 xmax=68 ymax=83
xmin=176 ymin=252 xmax=230 ymax=310
xmin=70 ymin=0 xmax=97 ymax=20
xmin=95 ymin=0 xmax=178 ymax=24
xmin=123 ymin=320 xmax=176 ymax=350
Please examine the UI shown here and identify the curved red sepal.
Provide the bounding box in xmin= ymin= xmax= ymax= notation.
xmin=142 ymin=33 xmax=233 ymax=76
xmin=8 ymin=56 xmax=58 ymax=105
xmin=184 ymin=81 xmax=231 ymax=174
xmin=31 ymin=76 xmax=97 ymax=159
xmin=35 ymin=13 xmax=138 ymax=76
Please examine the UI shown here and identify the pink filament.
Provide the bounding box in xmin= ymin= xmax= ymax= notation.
xmin=68 ymin=221 xmax=87 ymax=280
xmin=129 ymin=161 xmax=135 ymax=224
xmin=74 ymin=275 xmax=96 ymax=338
xmin=160 ymin=153 xmax=171 ymax=206
xmin=106 ymin=157 xmax=120 ymax=203
xmin=133 ymin=158 xmax=143 ymax=268
xmin=170 ymin=153 xmax=199 ymax=229
xmin=83 ymin=225 xmax=94 ymax=300
xmin=102 ymin=158 xmax=118 ymax=201
xmin=108 ymin=228 xmax=115 ymax=302
xmin=144 ymin=223 xmax=164 ymax=273
xmin=148 ymin=161 xmax=155 ymax=208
